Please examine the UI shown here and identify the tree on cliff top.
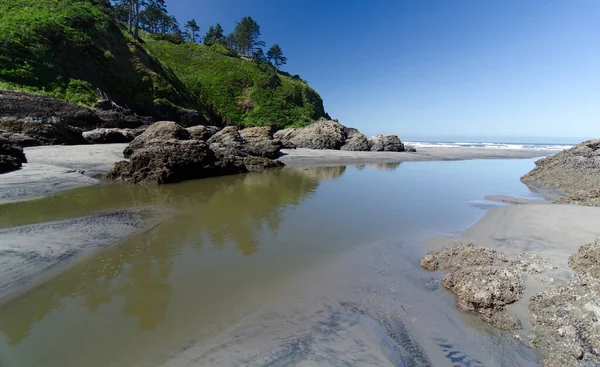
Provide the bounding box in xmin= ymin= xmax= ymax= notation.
xmin=185 ymin=19 xmax=200 ymax=43
xmin=267 ymin=44 xmax=287 ymax=69
xmin=233 ymin=17 xmax=264 ymax=59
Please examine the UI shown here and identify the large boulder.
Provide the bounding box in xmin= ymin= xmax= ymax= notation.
xmin=521 ymin=140 xmax=600 ymax=206
xmin=108 ymin=139 xmax=221 ymax=184
xmin=239 ymin=126 xmax=282 ymax=159
xmin=83 ymin=128 xmax=136 ymax=144
xmin=207 ymin=126 xmax=245 ymax=158
xmin=273 ymin=128 xmax=298 ymax=149
xmin=186 ymin=125 xmax=220 ymax=141
xmin=123 ymin=121 xmax=190 ymax=158
xmin=275 ymin=120 xmax=346 ymax=150
xmin=0 ymin=137 xmax=27 ymax=174
xmin=0 ymin=155 xmax=22 ymax=174
xmin=369 ymin=134 xmax=405 ymax=152
xmin=341 ymin=128 xmax=370 ymax=151
xmin=0 ymin=117 xmax=87 ymax=145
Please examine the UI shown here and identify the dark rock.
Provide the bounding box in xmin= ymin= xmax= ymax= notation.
xmin=0 ymin=155 xmax=22 ymax=174
xmin=123 ymin=121 xmax=190 ymax=158
xmin=369 ymin=134 xmax=405 ymax=152
xmin=94 ymin=110 xmax=153 ymax=129
xmin=521 ymin=140 xmax=600 ymax=206
xmin=240 ymin=126 xmax=282 ymax=159
xmin=108 ymin=139 xmax=220 ymax=184
xmin=0 ymin=138 xmax=27 ymax=163
xmin=406 ymin=147 xmax=417 ymax=153
xmin=83 ymin=128 xmax=136 ymax=144
xmin=341 ymin=128 xmax=370 ymax=151
xmin=0 ymin=130 xmax=41 ymax=147
xmin=186 ymin=125 xmax=220 ymax=141
xmin=274 ymin=120 xmax=346 ymax=150
xmin=0 ymin=117 xmax=87 ymax=145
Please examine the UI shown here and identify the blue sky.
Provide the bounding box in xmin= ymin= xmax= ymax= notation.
xmin=167 ymin=0 xmax=599 ymax=141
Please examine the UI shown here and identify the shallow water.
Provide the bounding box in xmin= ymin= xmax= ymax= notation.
xmin=0 ymin=159 xmax=543 ymax=367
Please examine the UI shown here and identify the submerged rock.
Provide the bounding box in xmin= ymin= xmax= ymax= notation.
xmin=369 ymin=134 xmax=405 ymax=152
xmin=521 ymin=139 xmax=600 ymax=206
xmin=341 ymin=128 xmax=370 ymax=151
xmin=83 ymin=128 xmax=136 ymax=144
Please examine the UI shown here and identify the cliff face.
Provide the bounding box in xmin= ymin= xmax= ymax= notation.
xmin=521 ymin=140 xmax=600 ymax=206
xmin=0 ymin=0 xmax=327 ymax=128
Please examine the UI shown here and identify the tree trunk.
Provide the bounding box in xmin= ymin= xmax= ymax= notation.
xmin=133 ymin=0 xmax=140 ymax=39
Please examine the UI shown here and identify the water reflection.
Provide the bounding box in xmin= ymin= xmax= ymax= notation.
xmin=0 ymin=166 xmax=347 ymax=350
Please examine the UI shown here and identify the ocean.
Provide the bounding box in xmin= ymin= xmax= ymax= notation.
xmin=404 ymin=140 xmax=574 ymax=152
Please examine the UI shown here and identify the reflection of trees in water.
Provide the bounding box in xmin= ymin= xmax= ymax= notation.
xmin=0 ymin=166 xmax=347 ymax=344
xmin=369 ymin=162 xmax=401 ymax=171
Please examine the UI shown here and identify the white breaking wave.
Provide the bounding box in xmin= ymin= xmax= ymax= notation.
xmin=404 ymin=141 xmax=573 ymax=152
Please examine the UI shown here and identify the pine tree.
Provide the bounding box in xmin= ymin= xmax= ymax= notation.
xmin=267 ymin=44 xmax=287 ymax=68
xmin=204 ymin=23 xmax=225 ymax=46
xmin=233 ymin=17 xmax=264 ymax=58
xmin=185 ymin=19 xmax=200 ymax=43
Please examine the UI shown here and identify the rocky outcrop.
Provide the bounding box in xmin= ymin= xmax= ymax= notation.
xmin=530 ymin=276 xmax=600 ymax=367
xmin=369 ymin=134 xmax=405 ymax=152
xmin=239 ymin=127 xmax=282 ymax=159
xmin=123 ymin=121 xmax=191 ymax=158
xmin=0 ymin=137 xmax=27 ymax=174
xmin=109 ymin=121 xmax=283 ymax=185
xmin=0 ymin=91 xmax=152 ymax=133
xmin=521 ymin=140 xmax=600 ymax=206
xmin=274 ymin=120 xmax=346 ymax=150
xmin=420 ymin=242 xmax=553 ymax=331
xmin=186 ymin=125 xmax=219 ymax=141
xmin=108 ymin=139 xmax=220 ymax=184
xmin=341 ymin=128 xmax=370 ymax=151
xmin=206 ymin=126 xmax=246 ymax=158
xmin=83 ymin=128 xmax=136 ymax=144
xmin=0 ymin=117 xmax=87 ymax=146
xmin=568 ymin=239 xmax=600 ymax=279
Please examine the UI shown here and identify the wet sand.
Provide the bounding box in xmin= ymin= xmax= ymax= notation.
xmin=425 ymin=202 xmax=600 ymax=340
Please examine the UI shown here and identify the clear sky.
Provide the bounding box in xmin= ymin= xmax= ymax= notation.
xmin=167 ymin=0 xmax=599 ymax=141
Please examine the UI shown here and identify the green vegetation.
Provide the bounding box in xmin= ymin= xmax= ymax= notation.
xmin=144 ymin=37 xmax=326 ymax=128
xmin=0 ymin=0 xmax=327 ymax=128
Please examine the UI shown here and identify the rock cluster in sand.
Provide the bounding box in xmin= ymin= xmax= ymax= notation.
xmin=521 ymin=140 xmax=600 ymax=206
xmin=421 ymin=240 xmax=600 ymax=366
xmin=420 ymin=242 xmax=553 ymax=330
xmin=108 ymin=121 xmax=283 ymax=184
xmin=274 ymin=120 xmax=409 ymax=152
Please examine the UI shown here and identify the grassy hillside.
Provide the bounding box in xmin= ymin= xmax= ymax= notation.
xmin=144 ymin=38 xmax=327 ymax=128
xmin=0 ymin=0 xmax=328 ymax=128
xmin=0 ymin=0 xmax=209 ymax=119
